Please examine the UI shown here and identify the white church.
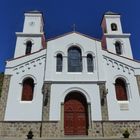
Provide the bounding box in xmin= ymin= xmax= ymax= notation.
xmin=1 ymin=11 xmax=140 ymax=138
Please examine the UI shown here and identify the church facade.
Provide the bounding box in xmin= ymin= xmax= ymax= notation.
xmin=1 ymin=11 xmax=140 ymax=138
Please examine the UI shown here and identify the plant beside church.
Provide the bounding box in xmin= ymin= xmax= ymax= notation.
xmin=27 ymin=130 xmax=34 ymax=139
xmin=122 ymin=128 xmax=130 ymax=138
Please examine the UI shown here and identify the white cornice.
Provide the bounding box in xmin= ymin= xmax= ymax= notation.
xmin=104 ymin=33 xmax=131 ymax=38
xmin=24 ymin=13 xmax=42 ymax=17
xmin=104 ymin=15 xmax=121 ymax=18
xmin=16 ymin=32 xmax=44 ymax=37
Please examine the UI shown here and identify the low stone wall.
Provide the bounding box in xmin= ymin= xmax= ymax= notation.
xmin=90 ymin=121 xmax=140 ymax=138
xmin=0 ymin=121 xmax=140 ymax=138
xmin=41 ymin=121 xmax=62 ymax=137
xmin=0 ymin=122 xmax=41 ymax=137
xmin=89 ymin=121 xmax=103 ymax=137
xmin=102 ymin=121 xmax=140 ymax=137
xmin=0 ymin=121 xmax=60 ymax=138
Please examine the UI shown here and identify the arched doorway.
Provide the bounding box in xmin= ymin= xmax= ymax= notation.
xmin=64 ymin=92 xmax=88 ymax=135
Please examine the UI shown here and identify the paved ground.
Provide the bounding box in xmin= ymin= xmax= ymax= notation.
xmin=0 ymin=137 xmax=140 ymax=140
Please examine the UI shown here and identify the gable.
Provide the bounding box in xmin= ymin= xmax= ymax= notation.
xmin=47 ymin=32 xmax=102 ymax=57
xmin=47 ymin=31 xmax=101 ymax=42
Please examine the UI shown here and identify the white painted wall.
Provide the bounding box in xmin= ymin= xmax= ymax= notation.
xmin=4 ymin=11 xmax=46 ymax=121
xmin=45 ymin=32 xmax=104 ymax=82
xmin=14 ymin=34 xmax=44 ymax=58
xmin=14 ymin=12 xmax=44 ymax=58
xmin=5 ymin=31 xmax=140 ymax=121
xmin=104 ymin=15 xmax=123 ymax=34
xmin=103 ymin=51 xmax=140 ymax=120
xmin=23 ymin=13 xmax=44 ymax=34
xmin=105 ymin=35 xmax=133 ymax=59
xmin=101 ymin=14 xmax=133 ymax=59
xmin=49 ymin=83 xmax=102 ymax=121
xmin=4 ymin=11 xmax=140 ymax=122
xmin=4 ymin=50 xmax=46 ymax=121
xmin=45 ymin=32 xmax=140 ymax=121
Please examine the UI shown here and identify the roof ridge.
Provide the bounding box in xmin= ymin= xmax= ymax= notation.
xmin=47 ymin=31 xmax=101 ymax=42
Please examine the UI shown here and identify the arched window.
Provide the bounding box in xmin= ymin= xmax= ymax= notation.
xmin=115 ymin=78 xmax=128 ymax=101
xmin=68 ymin=46 xmax=82 ymax=72
xmin=115 ymin=41 xmax=122 ymax=55
xmin=25 ymin=41 xmax=32 ymax=55
xmin=21 ymin=78 xmax=34 ymax=101
xmin=87 ymin=54 xmax=93 ymax=72
xmin=56 ymin=54 xmax=63 ymax=72
xmin=111 ymin=23 xmax=118 ymax=31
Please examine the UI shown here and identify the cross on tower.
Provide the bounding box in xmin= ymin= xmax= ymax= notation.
xmin=72 ymin=24 xmax=76 ymax=31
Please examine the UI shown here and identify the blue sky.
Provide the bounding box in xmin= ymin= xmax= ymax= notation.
xmin=0 ymin=0 xmax=140 ymax=72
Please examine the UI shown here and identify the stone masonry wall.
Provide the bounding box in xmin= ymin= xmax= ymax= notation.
xmin=89 ymin=121 xmax=103 ymax=137
xmin=0 ymin=121 xmax=60 ymax=138
xmin=41 ymin=121 xmax=62 ymax=137
xmin=0 ymin=72 xmax=4 ymax=97
xmin=91 ymin=121 xmax=140 ymax=138
xmin=0 ymin=75 xmax=11 ymax=121
xmin=0 ymin=121 xmax=140 ymax=138
xmin=103 ymin=121 xmax=140 ymax=137
xmin=0 ymin=122 xmax=41 ymax=137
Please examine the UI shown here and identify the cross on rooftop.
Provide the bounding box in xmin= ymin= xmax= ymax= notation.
xmin=72 ymin=24 xmax=76 ymax=31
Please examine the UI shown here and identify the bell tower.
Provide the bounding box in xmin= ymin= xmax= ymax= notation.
xmin=23 ymin=11 xmax=44 ymax=34
xmin=101 ymin=12 xmax=133 ymax=59
xmin=14 ymin=11 xmax=46 ymax=58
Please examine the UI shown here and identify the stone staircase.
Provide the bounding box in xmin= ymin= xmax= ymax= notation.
xmin=0 ymin=137 xmax=140 ymax=140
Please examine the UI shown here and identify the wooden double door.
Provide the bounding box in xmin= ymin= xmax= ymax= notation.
xmin=64 ymin=93 xmax=88 ymax=135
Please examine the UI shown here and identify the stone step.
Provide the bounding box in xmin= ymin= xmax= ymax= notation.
xmin=0 ymin=137 xmax=140 ymax=140
xmin=35 ymin=138 xmax=140 ymax=140
xmin=36 ymin=138 xmax=140 ymax=140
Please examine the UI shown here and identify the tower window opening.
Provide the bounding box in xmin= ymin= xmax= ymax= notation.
xmin=115 ymin=41 xmax=122 ymax=55
xmin=111 ymin=23 xmax=118 ymax=31
xmin=25 ymin=41 xmax=32 ymax=55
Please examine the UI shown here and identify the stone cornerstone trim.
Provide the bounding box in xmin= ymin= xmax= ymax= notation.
xmin=98 ymin=83 xmax=109 ymax=120
xmin=0 ymin=75 xmax=11 ymax=121
xmin=42 ymin=82 xmax=51 ymax=121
